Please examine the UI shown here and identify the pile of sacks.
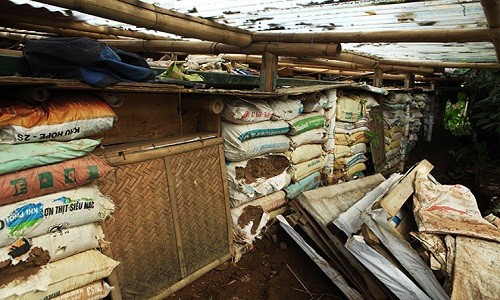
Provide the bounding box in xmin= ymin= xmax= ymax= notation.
xmin=382 ymin=92 xmax=430 ymax=172
xmin=332 ymin=92 xmax=376 ymax=183
xmin=222 ymin=91 xmax=338 ymax=252
xmin=0 ymin=95 xmax=118 ymax=299
xmin=382 ymin=92 xmax=411 ymax=172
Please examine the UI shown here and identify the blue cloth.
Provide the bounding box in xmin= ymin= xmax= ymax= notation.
xmin=24 ymin=37 xmax=155 ymax=88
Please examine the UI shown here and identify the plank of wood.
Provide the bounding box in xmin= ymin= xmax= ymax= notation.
xmin=278 ymin=215 xmax=363 ymax=300
xmin=379 ymin=160 xmax=433 ymax=217
xmin=291 ymin=200 xmax=368 ymax=293
xmin=98 ymin=94 xmax=198 ymax=145
xmin=298 ymin=222 xmax=337 ymax=262
xmin=368 ymin=104 xmax=385 ymax=171
xmin=361 ymin=224 xmax=380 ymax=246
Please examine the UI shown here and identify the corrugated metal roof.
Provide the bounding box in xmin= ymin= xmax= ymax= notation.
xmin=6 ymin=0 xmax=496 ymax=62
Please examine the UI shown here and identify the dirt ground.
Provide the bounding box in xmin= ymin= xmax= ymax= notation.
xmin=165 ymin=226 xmax=346 ymax=300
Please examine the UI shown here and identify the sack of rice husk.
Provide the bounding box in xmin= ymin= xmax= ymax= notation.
xmin=0 ymin=95 xmax=116 ymax=144
xmin=0 ymin=223 xmax=104 ymax=269
xmin=284 ymin=172 xmax=321 ymax=200
xmin=224 ymin=135 xmax=290 ymax=162
xmin=289 ymin=156 xmax=326 ymax=182
xmin=350 ymin=143 xmax=367 ymax=155
xmin=0 ymin=250 xmax=118 ymax=300
xmin=0 ymin=139 xmax=100 ymax=176
xmin=0 ymin=184 xmax=114 ymax=247
xmin=302 ymin=93 xmax=329 ymax=112
xmin=239 ymin=191 xmax=287 ymax=212
xmin=346 ymin=162 xmax=366 ymax=178
xmin=222 ymin=98 xmax=273 ymax=124
xmin=51 ymin=280 xmax=112 ymax=300
xmin=284 ymin=144 xmax=323 ymax=165
xmin=222 ymin=120 xmax=289 ymax=146
xmin=334 ymin=145 xmax=352 ymax=159
xmin=287 ymin=111 xmax=325 ymax=135
xmin=289 ymin=128 xmax=327 ymax=148
xmin=231 ymin=206 xmax=269 ymax=245
xmin=0 ymin=154 xmax=112 ymax=206
xmin=227 ymin=155 xmax=290 ymax=207
xmin=268 ymin=99 xmax=303 ymax=121
xmin=336 ymin=95 xmax=363 ymax=123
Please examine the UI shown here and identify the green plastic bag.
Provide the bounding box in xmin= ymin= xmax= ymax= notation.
xmin=0 ymin=139 xmax=100 ymax=175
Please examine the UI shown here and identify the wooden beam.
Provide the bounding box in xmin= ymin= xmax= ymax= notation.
xmin=260 ymin=51 xmax=278 ymax=92
xmin=0 ymin=14 xmax=167 ymax=40
xmin=378 ymin=160 xmax=434 ymax=218
xmin=33 ymin=0 xmax=253 ymax=47
xmin=253 ymin=28 xmax=500 ymax=43
xmin=480 ymin=0 xmax=500 ymax=62
xmin=100 ymin=40 xmax=342 ymax=57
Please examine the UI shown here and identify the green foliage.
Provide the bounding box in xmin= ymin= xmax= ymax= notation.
xmin=365 ymin=130 xmax=380 ymax=148
xmin=444 ymin=94 xmax=472 ymax=136
xmin=462 ymin=70 xmax=500 ymax=135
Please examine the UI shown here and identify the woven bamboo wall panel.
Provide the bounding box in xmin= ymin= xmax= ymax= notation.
xmin=166 ymin=144 xmax=229 ymax=275
xmin=98 ymin=158 xmax=181 ymax=299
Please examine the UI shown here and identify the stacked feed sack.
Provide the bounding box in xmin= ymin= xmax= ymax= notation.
xmin=283 ymin=93 xmax=331 ymax=198
xmin=222 ymin=98 xmax=296 ymax=254
xmin=0 ymin=95 xmax=118 ymax=299
xmin=408 ymin=93 xmax=431 ymax=150
xmin=418 ymin=93 xmax=433 ymax=142
xmin=332 ymin=92 xmax=374 ymax=183
xmin=382 ymin=92 xmax=412 ymax=172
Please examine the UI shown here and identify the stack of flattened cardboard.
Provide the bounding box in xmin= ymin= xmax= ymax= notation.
xmin=280 ymin=159 xmax=500 ymax=300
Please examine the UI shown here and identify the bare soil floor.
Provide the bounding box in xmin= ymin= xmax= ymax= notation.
xmin=165 ymin=229 xmax=346 ymax=300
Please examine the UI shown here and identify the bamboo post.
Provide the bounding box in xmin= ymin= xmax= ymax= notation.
xmin=100 ymin=39 xmax=341 ymax=57
xmin=480 ymin=0 xmax=500 ymax=62
xmin=252 ymin=28 xmax=500 ymax=43
xmin=0 ymin=14 xmax=168 ymax=40
xmin=260 ymin=51 xmax=278 ymax=92
xmin=373 ymin=68 xmax=383 ymax=88
xmin=33 ymin=0 xmax=253 ymax=47
xmin=404 ymin=73 xmax=415 ymax=89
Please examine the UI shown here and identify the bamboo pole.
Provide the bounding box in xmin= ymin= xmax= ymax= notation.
xmin=222 ymin=54 xmax=435 ymax=74
xmin=181 ymin=98 xmax=224 ymax=114
xmin=379 ymin=59 xmax=500 ymax=70
xmin=33 ymin=0 xmax=253 ymax=47
xmin=0 ymin=14 xmax=168 ymax=40
xmin=480 ymin=0 xmax=500 ymax=62
xmin=100 ymin=39 xmax=342 ymax=57
xmin=252 ymin=28 xmax=500 ymax=43
xmin=118 ymin=0 xmax=250 ymax=35
xmin=291 ymin=66 xmax=430 ymax=81
xmin=0 ymin=21 xmax=120 ymax=39
xmin=226 ymin=53 xmax=500 ymax=71
xmin=0 ymin=31 xmax=44 ymax=41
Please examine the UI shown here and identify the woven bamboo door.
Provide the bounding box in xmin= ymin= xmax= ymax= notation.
xmin=98 ymin=141 xmax=231 ymax=299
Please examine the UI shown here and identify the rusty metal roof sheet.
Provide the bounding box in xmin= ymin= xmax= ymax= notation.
xmin=5 ymin=0 xmax=496 ymax=62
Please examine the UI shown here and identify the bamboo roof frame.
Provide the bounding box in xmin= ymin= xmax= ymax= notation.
xmin=0 ymin=0 xmax=498 ymax=73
